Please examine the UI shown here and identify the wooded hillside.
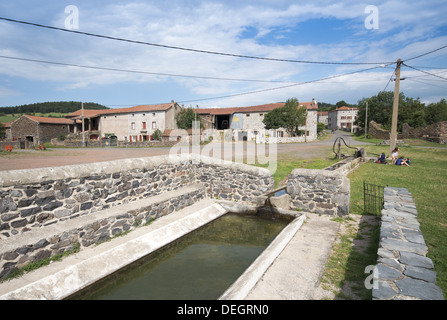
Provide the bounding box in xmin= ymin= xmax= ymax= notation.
xmin=0 ymin=101 xmax=108 ymax=115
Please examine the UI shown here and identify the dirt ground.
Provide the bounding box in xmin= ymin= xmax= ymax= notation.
xmin=0 ymin=131 xmax=367 ymax=171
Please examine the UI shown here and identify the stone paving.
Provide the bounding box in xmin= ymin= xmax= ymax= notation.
xmin=373 ymin=187 xmax=444 ymax=300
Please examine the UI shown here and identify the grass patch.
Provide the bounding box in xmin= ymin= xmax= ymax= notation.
xmin=320 ymin=215 xmax=380 ymax=299
xmin=297 ymin=142 xmax=447 ymax=299
xmin=255 ymin=157 xmax=340 ymax=187
xmin=1 ymin=243 xmax=80 ymax=282
xmin=347 ymin=143 xmax=447 ymax=299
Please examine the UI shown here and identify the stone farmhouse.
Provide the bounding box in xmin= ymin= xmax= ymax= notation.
xmin=8 ymin=115 xmax=72 ymax=148
xmin=197 ymin=99 xmax=318 ymax=142
xmin=65 ymin=101 xmax=181 ymax=142
xmin=327 ymin=106 xmax=359 ymax=131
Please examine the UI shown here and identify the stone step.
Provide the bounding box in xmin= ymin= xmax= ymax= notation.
xmin=0 ymin=184 xmax=204 ymax=280
xmin=0 ymin=199 xmax=227 ymax=299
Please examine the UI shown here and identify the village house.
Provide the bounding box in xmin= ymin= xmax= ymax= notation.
xmin=62 ymin=99 xmax=318 ymax=144
xmin=317 ymin=111 xmax=328 ymax=127
xmin=327 ymin=106 xmax=359 ymax=131
xmin=197 ymin=99 xmax=318 ymax=142
xmin=8 ymin=115 xmax=72 ymax=148
xmin=65 ymin=101 xmax=181 ymax=141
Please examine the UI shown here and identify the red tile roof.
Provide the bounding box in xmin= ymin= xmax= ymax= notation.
xmin=197 ymin=101 xmax=317 ymax=115
xmin=23 ymin=115 xmax=73 ymax=125
xmin=336 ymin=106 xmax=359 ymax=111
xmin=66 ymin=103 xmax=175 ymax=119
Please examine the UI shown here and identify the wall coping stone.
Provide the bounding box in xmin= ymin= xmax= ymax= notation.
xmin=373 ymin=187 xmax=444 ymax=300
xmin=0 ymin=154 xmax=271 ymax=187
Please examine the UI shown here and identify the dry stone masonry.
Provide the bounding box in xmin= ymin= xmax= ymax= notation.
xmin=373 ymin=187 xmax=444 ymax=300
xmin=0 ymin=154 xmax=274 ymax=280
xmin=286 ymin=167 xmax=351 ymax=216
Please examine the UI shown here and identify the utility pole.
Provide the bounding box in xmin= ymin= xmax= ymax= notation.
xmin=389 ymin=59 xmax=402 ymax=156
xmin=81 ymin=102 xmax=85 ymax=147
xmin=351 ymin=107 xmax=354 ymax=133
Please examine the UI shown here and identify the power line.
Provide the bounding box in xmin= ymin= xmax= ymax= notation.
xmin=382 ymin=68 xmax=396 ymax=92
xmin=0 ymin=16 xmax=393 ymax=66
xmin=177 ymin=65 xmax=388 ymax=104
xmin=404 ymin=45 xmax=447 ymax=62
xmin=406 ymin=78 xmax=447 ymax=90
xmin=403 ymin=63 xmax=447 ymax=81
xmin=0 ymin=52 xmax=392 ymax=105
xmin=0 ymin=54 xmax=295 ymax=84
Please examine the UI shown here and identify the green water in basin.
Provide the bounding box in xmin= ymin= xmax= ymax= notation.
xmin=69 ymin=213 xmax=289 ymax=300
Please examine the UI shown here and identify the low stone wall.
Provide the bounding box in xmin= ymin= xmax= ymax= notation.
xmin=0 ymin=154 xmax=273 ymax=280
xmin=373 ymin=187 xmax=444 ymax=300
xmin=402 ymin=121 xmax=447 ymax=144
xmin=0 ymin=154 xmax=273 ymax=239
xmin=286 ymin=168 xmax=350 ymax=216
xmin=265 ymin=136 xmax=307 ymax=143
xmin=0 ymin=141 xmax=21 ymax=151
xmin=0 ymin=185 xmax=204 ymax=279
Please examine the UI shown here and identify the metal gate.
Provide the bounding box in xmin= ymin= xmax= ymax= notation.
xmin=363 ymin=181 xmax=386 ymax=215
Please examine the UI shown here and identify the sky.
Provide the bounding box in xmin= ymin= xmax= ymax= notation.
xmin=0 ymin=0 xmax=446 ymax=109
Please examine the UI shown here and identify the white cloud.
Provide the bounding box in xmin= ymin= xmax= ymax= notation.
xmin=0 ymin=0 xmax=446 ymax=106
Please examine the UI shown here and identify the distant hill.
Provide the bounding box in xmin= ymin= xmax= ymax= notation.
xmin=317 ymin=102 xmax=337 ymax=111
xmin=0 ymin=101 xmax=108 ymax=115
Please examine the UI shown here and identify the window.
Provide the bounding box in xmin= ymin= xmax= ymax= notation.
xmin=142 ymin=122 xmax=147 ymax=129
xmin=246 ymin=114 xmax=250 ymax=117
xmin=152 ymin=121 xmax=157 ymax=129
xmin=131 ymin=122 xmax=135 ymax=130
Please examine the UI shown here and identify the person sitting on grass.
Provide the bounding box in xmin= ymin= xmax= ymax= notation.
xmin=391 ymin=147 xmax=399 ymax=164
xmin=395 ymin=157 xmax=410 ymax=166
xmin=375 ymin=153 xmax=387 ymax=164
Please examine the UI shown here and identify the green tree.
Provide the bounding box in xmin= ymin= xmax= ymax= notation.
xmin=425 ymin=99 xmax=447 ymax=125
xmin=176 ymin=107 xmax=203 ymax=129
xmin=152 ymin=128 xmax=162 ymax=141
xmin=357 ymin=92 xmax=430 ymax=132
xmin=263 ymin=98 xmax=307 ymax=136
xmin=262 ymin=106 xmax=285 ymax=130
xmin=399 ymin=97 xmax=426 ymax=129
xmin=357 ymin=91 xmax=402 ymax=131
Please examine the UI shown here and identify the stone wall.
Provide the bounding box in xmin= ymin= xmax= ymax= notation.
xmin=286 ymin=167 xmax=350 ymax=216
xmin=0 ymin=185 xmax=204 ymax=280
xmin=373 ymin=187 xmax=444 ymax=300
xmin=0 ymin=141 xmax=21 ymax=151
xmin=0 ymin=154 xmax=273 ymax=239
xmin=0 ymin=154 xmax=273 ymax=279
xmin=401 ymin=121 xmax=447 ymax=144
xmin=368 ymin=120 xmax=391 ymax=139
xmin=369 ymin=120 xmax=447 ymax=144
xmin=10 ymin=116 xmax=69 ymax=144
xmin=9 ymin=116 xmax=38 ymax=145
